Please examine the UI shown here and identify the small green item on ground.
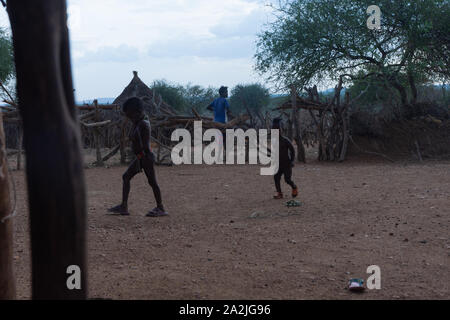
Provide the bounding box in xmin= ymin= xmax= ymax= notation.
xmin=286 ymin=200 xmax=302 ymax=207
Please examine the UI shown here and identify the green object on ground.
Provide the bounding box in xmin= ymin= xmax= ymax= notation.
xmin=286 ymin=200 xmax=301 ymax=207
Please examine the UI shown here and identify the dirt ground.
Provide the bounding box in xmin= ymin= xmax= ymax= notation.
xmin=8 ymin=150 xmax=450 ymax=300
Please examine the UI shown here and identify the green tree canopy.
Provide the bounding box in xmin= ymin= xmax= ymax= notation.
xmin=151 ymin=79 xmax=188 ymax=113
xmin=0 ymin=28 xmax=14 ymax=83
xmin=151 ymin=80 xmax=218 ymax=115
xmin=255 ymin=0 xmax=450 ymax=107
xmin=229 ymin=83 xmax=271 ymax=116
xmin=183 ymin=84 xmax=217 ymax=114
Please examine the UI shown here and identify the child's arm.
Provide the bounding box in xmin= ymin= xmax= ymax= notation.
xmin=286 ymin=137 xmax=296 ymax=165
xmin=138 ymin=121 xmax=152 ymax=158
xmin=207 ymin=101 xmax=214 ymax=112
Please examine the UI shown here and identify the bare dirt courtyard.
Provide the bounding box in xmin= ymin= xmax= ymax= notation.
xmin=10 ymin=156 xmax=450 ymax=299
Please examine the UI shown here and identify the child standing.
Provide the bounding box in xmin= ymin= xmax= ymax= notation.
xmin=109 ymin=97 xmax=167 ymax=217
xmin=272 ymin=118 xmax=299 ymax=199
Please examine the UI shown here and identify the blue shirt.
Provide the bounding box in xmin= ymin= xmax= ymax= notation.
xmin=209 ymin=97 xmax=229 ymax=123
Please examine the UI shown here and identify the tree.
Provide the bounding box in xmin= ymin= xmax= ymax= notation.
xmin=151 ymin=80 xmax=219 ymax=115
xmin=183 ymin=84 xmax=217 ymax=114
xmin=255 ymin=0 xmax=450 ymax=108
xmin=0 ymin=28 xmax=14 ymax=83
xmin=151 ymin=79 xmax=188 ymax=113
xmin=229 ymin=83 xmax=271 ymax=123
xmin=0 ymin=27 xmax=15 ymax=101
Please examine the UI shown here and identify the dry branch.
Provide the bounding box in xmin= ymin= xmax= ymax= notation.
xmin=275 ymin=96 xmax=329 ymax=112
xmin=78 ymin=110 xmax=97 ymax=121
xmin=349 ymin=136 xmax=395 ymax=162
xmin=76 ymin=104 xmax=119 ymax=111
xmin=275 ymin=85 xmax=352 ymax=162
xmin=81 ymin=120 xmax=111 ymax=128
xmin=2 ymin=118 xmax=21 ymax=124
xmin=191 ymin=107 xmax=202 ymax=119
xmin=415 ymin=140 xmax=423 ymax=162
xmin=0 ymin=81 xmax=16 ymax=104
xmin=101 ymin=145 xmax=120 ymax=163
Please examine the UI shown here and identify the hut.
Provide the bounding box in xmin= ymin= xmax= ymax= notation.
xmin=111 ymin=71 xmax=177 ymax=164
xmin=113 ymin=71 xmax=176 ymax=116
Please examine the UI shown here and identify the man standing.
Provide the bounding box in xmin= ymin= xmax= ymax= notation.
xmin=207 ymin=86 xmax=232 ymax=123
xmin=207 ymin=86 xmax=233 ymax=157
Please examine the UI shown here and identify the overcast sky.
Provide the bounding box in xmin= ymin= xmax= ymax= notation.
xmin=1 ymin=0 xmax=274 ymax=101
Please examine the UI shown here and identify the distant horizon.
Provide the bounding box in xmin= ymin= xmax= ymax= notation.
xmin=74 ymin=83 xmax=449 ymax=105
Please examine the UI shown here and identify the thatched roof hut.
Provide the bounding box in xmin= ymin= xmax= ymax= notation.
xmin=113 ymin=71 xmax=176 ymax=116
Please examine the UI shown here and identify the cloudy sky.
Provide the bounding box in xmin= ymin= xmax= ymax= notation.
xmin=1 ymin=0 xmax=274 ymax=101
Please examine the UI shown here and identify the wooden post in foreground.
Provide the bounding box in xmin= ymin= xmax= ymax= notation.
xmin=0 ymin=113 xmax=16 ymax=300
xmin=93 ymin=100 xmax=103 ymax=166
xmin=7 ymin=0 xmax=87 ymax=299
xmin=290 ymin=86 xmax=306 ymax=163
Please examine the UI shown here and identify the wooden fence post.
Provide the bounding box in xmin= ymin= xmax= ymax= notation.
xmin=93 ymin=100 xmax=103 ymax=166
xmin=339 ymin=92 xmax=350 ymax=162
xmin=290 ymin=86 xmax=306 ymax=163
xmin=7 ymin=0 xmax=88 ymax=299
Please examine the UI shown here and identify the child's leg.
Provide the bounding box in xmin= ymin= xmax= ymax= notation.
xmin=274 ymin=169 xmax=283 ymax=193
xmin=122 ymin=159 xmax=141 ymax=207
xmin=109 ymin=159 xmax=140 ymax=214
xmin=141 ymin=154 xmax=164 ymax=210
xmin=283 ymin=166 xmax=298 ymax=197
xmin=284 ymin=167 xmax=297 ymax=189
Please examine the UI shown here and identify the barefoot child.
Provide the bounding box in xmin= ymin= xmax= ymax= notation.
xmin=272 ymin=118 xmax=298 ymax=199
xmin=109 ymin=97 xmax=167 ymax=217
